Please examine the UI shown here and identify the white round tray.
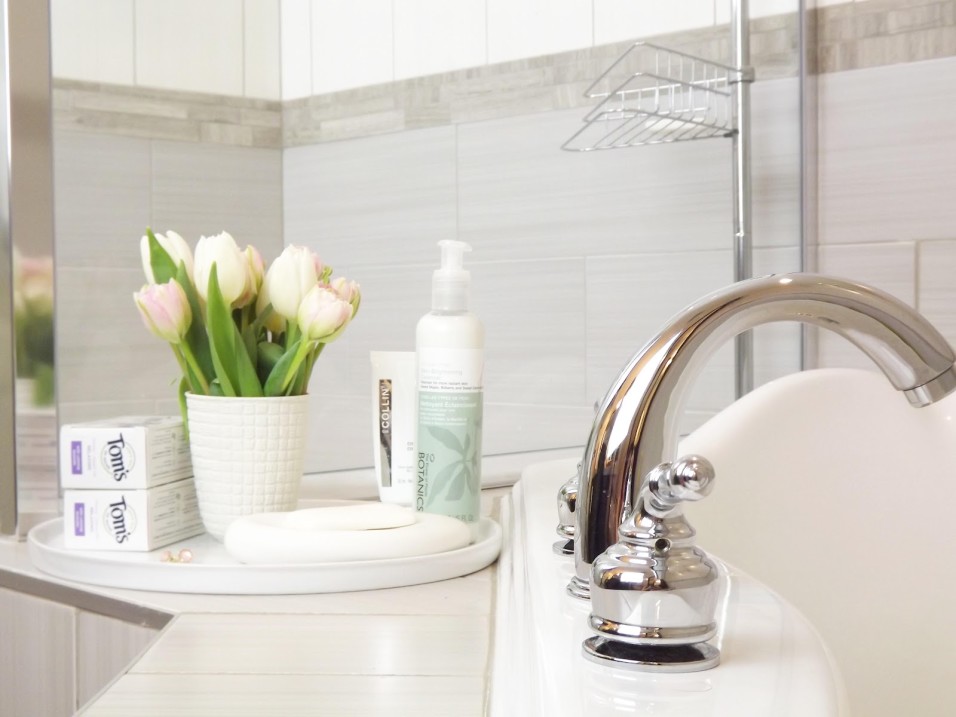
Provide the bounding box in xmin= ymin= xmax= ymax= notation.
xmin=28 ymin=515 xmax=501 ymax=595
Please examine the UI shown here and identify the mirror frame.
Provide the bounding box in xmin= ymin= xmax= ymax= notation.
xmin=0 ymin=0 xmax=56 ymax=537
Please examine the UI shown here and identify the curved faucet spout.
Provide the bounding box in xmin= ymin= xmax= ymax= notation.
xmin=571 ymin=273 xmax=956 ymax=595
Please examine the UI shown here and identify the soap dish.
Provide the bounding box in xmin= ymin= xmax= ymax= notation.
xmin=27 ymin=506 xmax=501 ymax=595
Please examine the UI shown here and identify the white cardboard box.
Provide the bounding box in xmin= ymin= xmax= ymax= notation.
xmin=61 ymin=416 xmax=192 ymax=490
xmin=64 ymin=478 xmax=204 ymax=551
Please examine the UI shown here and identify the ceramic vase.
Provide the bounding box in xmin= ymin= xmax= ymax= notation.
xmin=185 ymin=393 xmax=309 ymax=540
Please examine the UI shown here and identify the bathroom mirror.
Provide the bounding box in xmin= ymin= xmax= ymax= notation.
xmin=0 ymin=0 xmax=56 ymax=536
xmin=44 ymin=1 xmax=806 ymax=490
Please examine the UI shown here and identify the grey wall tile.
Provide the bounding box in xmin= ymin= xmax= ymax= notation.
xmin=482 ymin=402 xmax=593 ymax=456
xmin=59 ymin=400 xmax=165 ymax=427
xmin=56 ymin=267 xmax=181 ymax=405
xmin=53 ymin=130 xmax=151 ymax=269
xmin=916 ymin=238 xmax=956 ymax=349
xmin=457 ymin=107 xmax=733 ymax=261
xmin=818 ymin=59 xmax=956 ymax=245
xmin=750 ymin=77 xmax=802 ymax=249
xmin=470 ymin=258 xmax=587 ymax=406
xmin=151 ymin=140 xmax=284 ymax=259
xmin=283 ymin=125 xmax=458 ymax=266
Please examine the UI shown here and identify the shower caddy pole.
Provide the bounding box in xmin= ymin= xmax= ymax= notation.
xmin=563 ymin=1 xmax=755 ymax=398
xmin=731 ymin=0 xmax=755 ymax=398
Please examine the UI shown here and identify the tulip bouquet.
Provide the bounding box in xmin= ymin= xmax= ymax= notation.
xmin=134 ymin=229 xmax=359 ymax=413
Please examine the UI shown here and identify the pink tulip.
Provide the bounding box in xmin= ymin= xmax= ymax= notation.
xmin=297 ymin=285 xmax=353 ymax=343
xmin=133 ymin=280 xmax=192 ymax=344
xmin=329 ymin=277 xmax=361 ymax=316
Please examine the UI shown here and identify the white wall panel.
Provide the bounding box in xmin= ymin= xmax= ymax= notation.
xmin=244 ymin=0 xmax=281 ymax=100
xmin=280 ymin=0 xmax=313 ymax=99
xmin=311 ymin=0 xmax=394 ymax=94
xmin=393 ymin=0 xmax=487 ymax=80
xmin=486 ymin=0 xmax=593 ymax=64
xmin=51 ymin=0 xmax=135 ymax=86
xmin=594 ymin=0 xmax=715 ymax=45
xmin=135 ymin=0 xmax=244 ymax=95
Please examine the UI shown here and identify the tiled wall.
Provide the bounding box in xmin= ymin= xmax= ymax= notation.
xmin=285 ymin=76 xmax=803 ymax=471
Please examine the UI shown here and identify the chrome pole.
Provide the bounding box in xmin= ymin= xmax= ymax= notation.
xmin=0 ymin=0 xmax=16 ymax=536
xmin=731 ymin=0 xmax=754 ymax=398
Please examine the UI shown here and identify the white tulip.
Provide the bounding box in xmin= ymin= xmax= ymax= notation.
xmin=140 ymin=230 xmax=194 ymax=284
xmin=194 ymin=231 xmax=248 ymax=306
xmin=258 ymin=245 xmax=322 ymax=321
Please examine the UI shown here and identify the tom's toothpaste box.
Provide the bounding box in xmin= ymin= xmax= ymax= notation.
xmin=64 ymin=478 xmax=204 ymax=551
xmin=60 ymin=416 xmax=192 ymax=490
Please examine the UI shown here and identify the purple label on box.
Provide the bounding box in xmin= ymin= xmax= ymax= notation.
xmin=73 ymin=503 xmax=85 ymax=536
xmin=71 ymin=441 xmax=82 ymax=474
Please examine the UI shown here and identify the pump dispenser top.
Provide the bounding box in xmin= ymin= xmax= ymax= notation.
xmin=432 ymin=240 xmax=471 ymax=311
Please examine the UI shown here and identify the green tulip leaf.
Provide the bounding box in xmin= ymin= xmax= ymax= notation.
xmin=241 ymin=324 xmax=259 ymax=375
xmin=177 ymin=377 xmax=190 ymax=439
xmin=205 ymin=264 xmax=239 ymax=397
xmin=264 ymin=338 xmax=305 ymax=397
xmin=176 ymin=261 xmax=214 ymax=387
xmin=257 ymin=340 xmax=284 ymax=385
xmin=232 ymin=322 xmax=264 ymax=397
xmin=146 ymin=228 xmax=178 ymax=284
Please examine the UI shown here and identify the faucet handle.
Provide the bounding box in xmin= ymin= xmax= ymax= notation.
xmin=553 ymin=463 xmax=580 ymax=555
xmin=645 ymin=455 xmax=715 ymax=515
xmin=583 ymin=453 xmax=720 ymax=672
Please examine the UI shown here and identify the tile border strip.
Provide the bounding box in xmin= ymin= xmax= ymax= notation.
xmin=52 ymin=0 xmax=956 ymax=148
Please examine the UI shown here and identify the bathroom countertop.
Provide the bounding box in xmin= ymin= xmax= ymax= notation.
xmin=0 ymin=448 xmax=581 ymax=716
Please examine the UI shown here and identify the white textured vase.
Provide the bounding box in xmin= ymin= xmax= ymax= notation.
xmin=185 ymin=393 xmax=309 ymax=540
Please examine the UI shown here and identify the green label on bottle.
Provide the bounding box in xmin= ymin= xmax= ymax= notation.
xmin=416 ymin=390 xmax=482 ymax=523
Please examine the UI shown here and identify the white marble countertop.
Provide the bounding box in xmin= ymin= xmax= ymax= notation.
xmin=0 ymin=448 xmax=581 ymax=716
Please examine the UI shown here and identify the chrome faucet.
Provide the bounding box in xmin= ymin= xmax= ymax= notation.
xmin=571 ymin=273 xmax=956 ymax=670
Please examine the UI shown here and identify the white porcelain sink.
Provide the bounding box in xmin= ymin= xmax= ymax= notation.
xmin=493 ymin=367 xmax=956 ymax=717
xmin=680 ymin=368 xmax=956 ymax=717
xmin=491 ymin=456 xmax=846 ymax=716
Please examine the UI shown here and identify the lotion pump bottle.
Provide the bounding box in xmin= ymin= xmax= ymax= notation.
xmin=415 ymin=240 xmax=484 ymax=540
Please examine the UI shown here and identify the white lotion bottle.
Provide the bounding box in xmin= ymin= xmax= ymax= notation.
xmin=415 ymin=240 xmax=484 ymax=541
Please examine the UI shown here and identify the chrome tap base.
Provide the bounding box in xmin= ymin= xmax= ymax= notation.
xmin=583 ymin=636 xmax=720 ymax=673
xmin=552 ymin=539 xmax=574 ymax=556
xmin=566 ymin=575 xmax=590 ymax=600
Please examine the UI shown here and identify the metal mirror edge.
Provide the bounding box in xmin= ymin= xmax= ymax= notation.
xmin=0 ymin=0 xmax=16 ymax=535
xmin=0 ymin=0 xmax=57 ymax=537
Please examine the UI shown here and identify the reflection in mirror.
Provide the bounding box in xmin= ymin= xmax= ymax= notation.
xmin=1 ymin=0 xmax=57 ymax=536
